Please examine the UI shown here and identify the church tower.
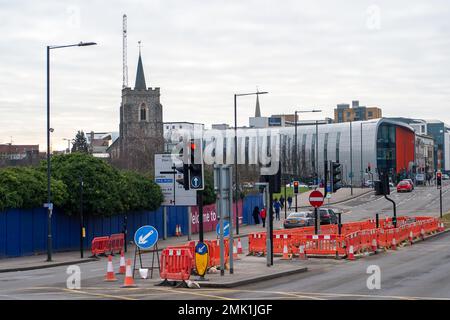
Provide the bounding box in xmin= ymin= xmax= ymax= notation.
xmin=118 ymin=48 xmax=164 ymax=171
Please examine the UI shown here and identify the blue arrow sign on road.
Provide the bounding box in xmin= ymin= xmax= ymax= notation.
xmin=195 ymin=242 xmax=208 ymax=255
xmin=134 ymin=225 xmax=159 ymax=250
xmin=216 ymin=221 xmax=230 ymax=237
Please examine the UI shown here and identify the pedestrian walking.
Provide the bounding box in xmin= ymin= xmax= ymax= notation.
xmin=279 ymin=195 xmax=285 ymax=209
xmin=287 ymin=196 xmax=292 ymax=210
xmin=273 ymin=199 xmax=281 ymax=221
xmin=252 ymin=206 xmax=260 ymax=225
xmin=260 ymin=207 xmax=267 ymax=228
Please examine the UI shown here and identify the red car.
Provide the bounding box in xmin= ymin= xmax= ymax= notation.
xmin=397 ymin=181 xmax=413 ymax=192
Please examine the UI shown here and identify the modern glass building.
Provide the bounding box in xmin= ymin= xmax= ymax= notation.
xmin=278 ymin=118 xmax=416 ymax=186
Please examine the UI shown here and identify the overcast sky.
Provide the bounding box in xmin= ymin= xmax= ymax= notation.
xmin=1 ymin=0 xmax=450 ymax=151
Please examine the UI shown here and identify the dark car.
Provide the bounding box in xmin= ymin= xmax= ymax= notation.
xmin=318 ymin=208 xmax=339 ymax=225
xmin=283 ymin=211 xmax=314 ymax=229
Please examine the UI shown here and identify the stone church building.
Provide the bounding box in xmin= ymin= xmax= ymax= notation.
xmin=108 ymin=51 xmax=164 ymax=172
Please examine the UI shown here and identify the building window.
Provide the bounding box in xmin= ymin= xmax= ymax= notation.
xmin=140 ymin=104 xmax=147 ymax=121
xmin=368 ymin=111 xmax=373 ymax=117
xmin=336 ymin=132 xmax=341 ymax=162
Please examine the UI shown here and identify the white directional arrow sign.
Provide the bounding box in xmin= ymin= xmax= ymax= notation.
xmin=138 ymin=230 xmax=154 ymax=245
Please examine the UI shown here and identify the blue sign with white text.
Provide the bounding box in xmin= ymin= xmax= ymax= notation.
xmin=134 ymin=225 xmax=159 ymax=250
xmin=216 ymin=221 xmax=230 ymax=237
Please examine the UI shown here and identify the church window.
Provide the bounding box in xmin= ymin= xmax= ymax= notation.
xmin=140 ymin=104 xmax=147 ymax=121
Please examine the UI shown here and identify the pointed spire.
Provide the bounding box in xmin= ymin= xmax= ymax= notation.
xmin=255 ymin=94 xmax=261 ymax=117
xmin=134 ymin=41 xmax=147 ymax=90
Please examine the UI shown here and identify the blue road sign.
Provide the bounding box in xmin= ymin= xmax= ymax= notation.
xmin=134 ymin=225 xmax=159 ymax=250
xmin=191 ymin=176 xmax=201 ymax=188
xmin=195 ymin=242 xmax=208 ymax=255
xmin=216 ymin=221 xmax=230 ymax=237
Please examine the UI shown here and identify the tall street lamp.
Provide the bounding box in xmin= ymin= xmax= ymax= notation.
xmin=46 ymin=41 xmax=97 ymax=262
xmin=234 ymin=90 xmax=268 ymax=235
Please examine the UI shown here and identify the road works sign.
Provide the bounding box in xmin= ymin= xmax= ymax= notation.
xmin=309 ymin=190 xmax=324 ymax=208
xmin=195 ymin=242 xmax=209 ymax=277
xmin=134 ymin=225 xmax=159 ymax=250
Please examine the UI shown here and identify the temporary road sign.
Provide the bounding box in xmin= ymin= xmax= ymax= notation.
xmin=216 ymin=221 xmax=230 ymax=237
xmin=195 ymin=242 xmax=209 ymax=277
xmin=309 ymin=190 xmax=324 ymax=208
xmin=134 ymin=225 xmax=159 ymax=250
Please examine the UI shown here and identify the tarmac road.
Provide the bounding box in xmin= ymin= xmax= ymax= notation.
xmin=1 ymin=183 xmax=449 ymax=300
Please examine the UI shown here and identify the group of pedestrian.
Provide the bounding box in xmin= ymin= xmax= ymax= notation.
xmin=252 ymin=206 xmax=267 ymax=227
xmin=252 ymin=193 xmax=295 ymax=227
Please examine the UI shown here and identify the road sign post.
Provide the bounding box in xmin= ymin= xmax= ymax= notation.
xmin=214 ymin=165 xmax=233 ymax=275
xmin=133 ymin=225 xmax=160 ymax=279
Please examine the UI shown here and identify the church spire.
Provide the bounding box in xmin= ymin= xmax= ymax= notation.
xmin=134 ymin=41 xmax=147 ymax=90
xmin=255 ymin=94 xmax=261 ymax=117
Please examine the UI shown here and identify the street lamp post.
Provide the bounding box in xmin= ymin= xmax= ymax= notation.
xmin=46 ymin=41 xmax=96 ymax=262
xmin=350 ymin=121 xmax=354 ymax=196
xmin=234 ymin=90 xmax=268 ymax=234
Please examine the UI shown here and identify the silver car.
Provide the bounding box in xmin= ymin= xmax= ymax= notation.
xmin=283 ymin=211 xmax=314 ymax=229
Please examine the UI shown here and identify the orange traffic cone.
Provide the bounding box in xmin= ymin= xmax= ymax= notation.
xmin=298 ymin=244 xmax=307 ymax=260
xmin=281 ymin=241 xmax=291 ymax=260
xmin=104 ymin=255 xmax=118 ymax=282
xmin=439 ymin=222 xmax=444 ymax=232
xmin=409 ymin=231 xmax=414 ymax=245
xmin=347 ymin=245 xmax=355 ymax=260
xmin=117 ymin=250 xmax=126 ymax=274
xmin=421 ymin=228 xmax=425 ymax=240
xmin=233 ymin=241 xmax=240 ymax=260
xmin=121 ymin=259 xmax=137 ymax=288
xmin=178 ymin=224 xmax=183 ymax=236
xmin=237 ymin=238 xmax=243 ymax=254
xmin=391 ymin=237 xmax=397 ymax=250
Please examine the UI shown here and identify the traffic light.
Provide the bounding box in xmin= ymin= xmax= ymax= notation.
xmin=175 ymin=163 xmax=190 ymax=190
xmin=331 ymin=161 xmax=342 ymax=192
xmin=293 ymin=181 xmax=299 ymax=194
xmin=437 ymin=171 xmax=442 ymax=189
xmin=188 ymin=138 xmax=204 ymax=190
xmin=376 ymin=169 xmax=390 ymax=195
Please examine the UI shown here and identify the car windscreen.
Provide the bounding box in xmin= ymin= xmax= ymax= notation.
xmin=288 ymin=212 xmax=308 ymax=218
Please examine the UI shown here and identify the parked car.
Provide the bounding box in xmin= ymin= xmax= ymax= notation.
xmin=283 ymin=211 xmax=314 ymax=229
xmin=401 ymin=179 xmax=415 ymax=190
xmin=397 ymin=180 xmax=413 ymax=193
xmin=318 ymin=208 xmax=339 ymax=225
xmin=364 ymin=180 xmax=374 ymax=188
xmin=443 ymin=174 xmax=450 ymax=180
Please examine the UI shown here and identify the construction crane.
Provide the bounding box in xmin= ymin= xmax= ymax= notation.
xmin=122 ymin=14 xmax=128 ymax=88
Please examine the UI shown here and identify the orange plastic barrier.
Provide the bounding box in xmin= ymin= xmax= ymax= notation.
xmin=159 ymin=248 xmax=193 ymax=282
xmin=91 ymin=236 xmax=111 ymax=257
xmin=296 ymin=234 xmax=346 ymax=257
xmin=207 ymin=239 xmax=230 ymax=267
xmin=109 ymin=233 xmax=124 ymax=254
xmin=248 ymin=232 xmax=266 ymax=255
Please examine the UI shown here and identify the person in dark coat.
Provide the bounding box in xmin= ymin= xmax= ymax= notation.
xmin=252 ymin=206 xmax=260 ymax=225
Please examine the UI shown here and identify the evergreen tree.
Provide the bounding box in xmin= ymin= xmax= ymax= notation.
xmin=71 ymin=130 xmax=89 ymax=153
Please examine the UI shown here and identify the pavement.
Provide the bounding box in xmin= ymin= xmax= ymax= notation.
xmin=0 ymin=187 xmax=371 ymax=273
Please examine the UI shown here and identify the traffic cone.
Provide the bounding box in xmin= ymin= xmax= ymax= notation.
xmin=391 ymin=237 xmax=397 ymax=250
xmin=409 ymin=231 xmax=414 ymax=245
xmin=175 ymin=225 xmax=179 ymax=237
xmin=121 ymin=259 xmax=137 ymax=288
xmin=104 ymin=255 xmax=117 ymax=282
xmin=421 ymin=227 xmax=425 ymax=240
xmin=117 ymin=250 xmax=126 ymax=274
xmin=237 ymin=238 xmax=243 ymax=254
xmin=439 ymin=222 xmax=444 ymax=232
xmin=347 ymin=245 xmax=355 ymax=260
xmin=281 ymin=241 xmax=291 ymax=260
xmin=178 ymin=224 xmax=183 ymax=236
xmin=298 ymin=244 xmax=307 ymax=260
xmin=371 ymin=238 xmax=378 ymax=253
xmin=233 ymin=240 xmax=240 ymax=260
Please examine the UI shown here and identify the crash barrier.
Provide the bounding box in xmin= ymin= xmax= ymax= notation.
xmin=248 ymin=216 xmax=443 ymax=260
xmin=91 ymin=236 xmax=111 ymax=257
xmin=109 ymin=233 xmax=125 ymax=254
xmin=91 ymin=233 xmax=125 ymax=257
xmin=159 ymin=248 xmax=193 ymax=282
